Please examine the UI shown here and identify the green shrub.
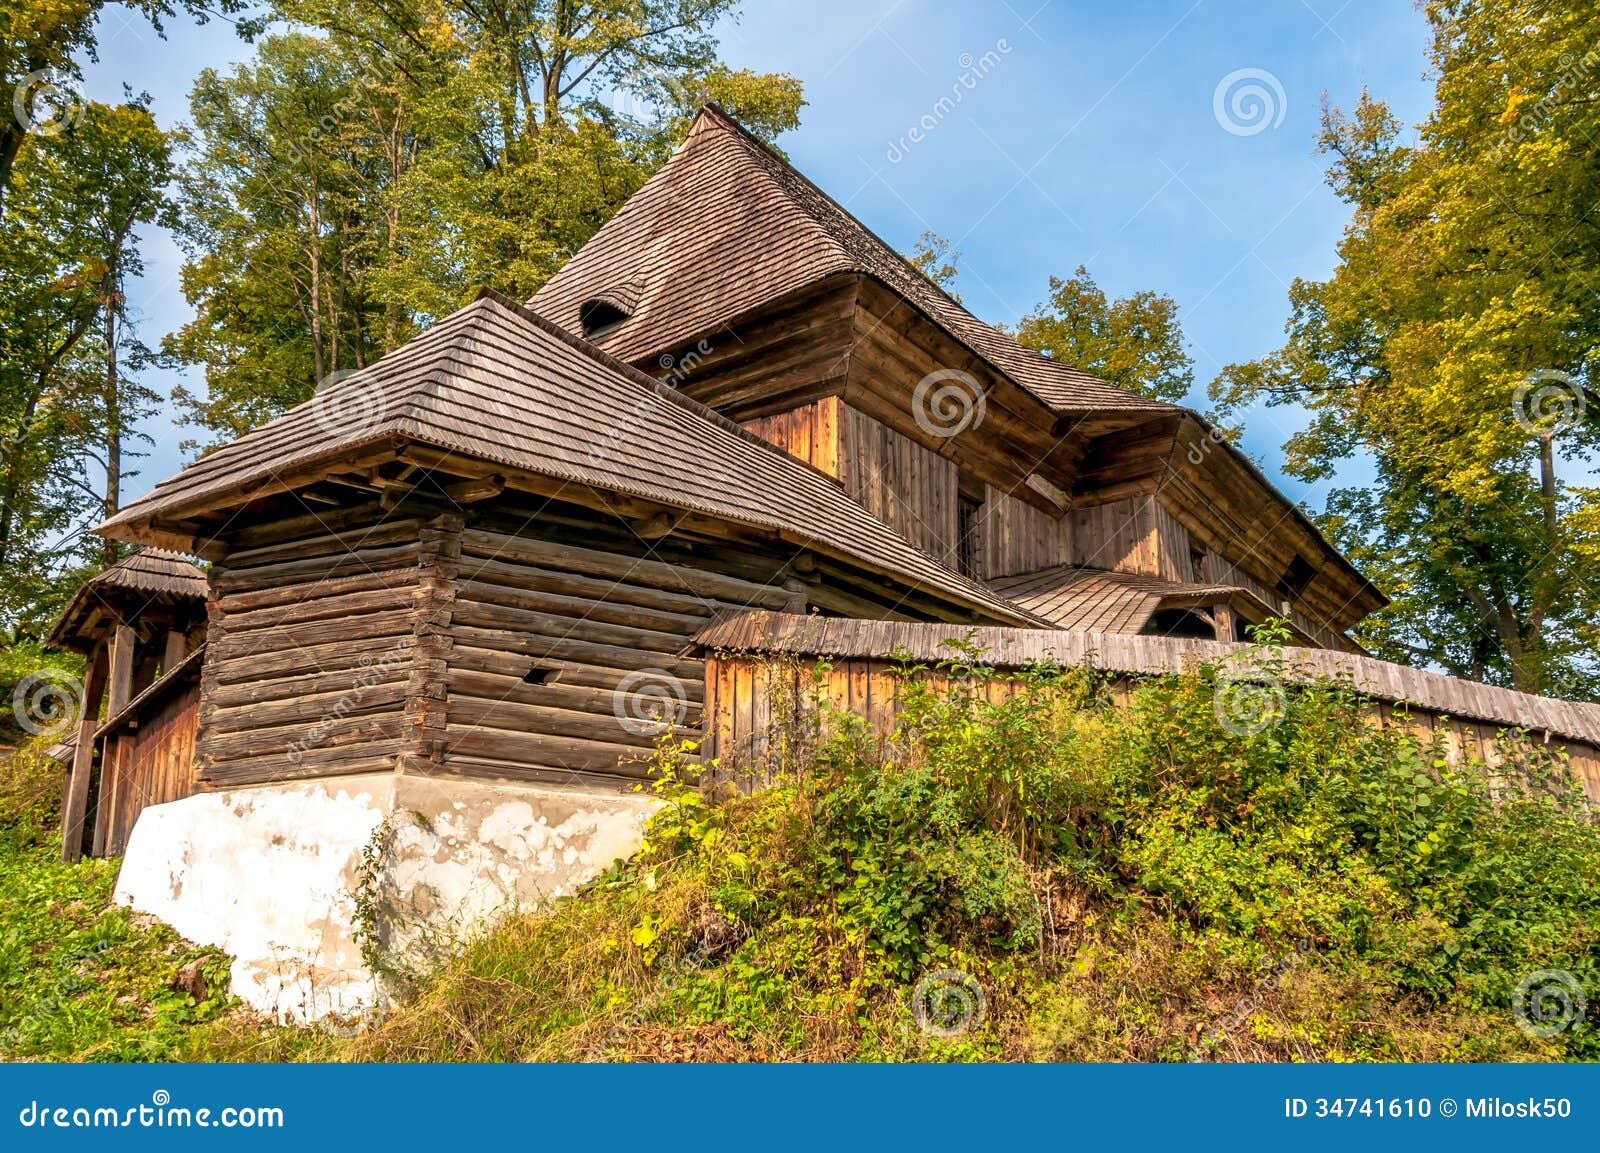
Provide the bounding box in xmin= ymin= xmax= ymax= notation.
xmin=3 ymin=630 xmax=1596 ymax=1062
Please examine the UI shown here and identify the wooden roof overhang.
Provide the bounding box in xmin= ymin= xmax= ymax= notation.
xmin=987 ymin=561 xmax=1325 ymax=646
xmin=97 ymin=293 xmax=1045 ymax=630
xmin=46 ymin=550 xmax=209 ymax=655
xmin=1057 ymin=410 xmax=1386 ymax=633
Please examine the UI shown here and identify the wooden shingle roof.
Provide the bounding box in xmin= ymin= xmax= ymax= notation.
xmin=989 ymin=564 xmax=1256 ymax=634
xmin=690 ymin=611 xmax=1600 ymax=748
xmin=529 ymin=104 xmax=1175 ymax=416
xmin=100 ymin=292 xmax=1041 ymax=627
xmin=46 ymin=549 xmax=208 ymax=653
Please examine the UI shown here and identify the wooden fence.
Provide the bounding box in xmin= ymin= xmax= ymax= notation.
xmin=690 ymin=612 xmax=1600 ymax=802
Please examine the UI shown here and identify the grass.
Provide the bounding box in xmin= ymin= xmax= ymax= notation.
xmin=0 ymin=743 xmax=236 ymax=1061
xmin=1 ymin=642 xmax=1596 ymax=1062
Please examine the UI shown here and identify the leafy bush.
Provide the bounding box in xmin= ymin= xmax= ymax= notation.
xmin=339 ymin=638 xmax=1600 ymax=1062
xmin=4 ymin=633 xmax=1597 ymax=1062
xmin=0 ymin=638 xmax=82 ymax=746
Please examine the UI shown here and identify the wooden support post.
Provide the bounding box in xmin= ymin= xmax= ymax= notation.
xmin=163 ymin=629 xmax=187 ymax=675
xmin=60 ymin=645 xmax=109 ymax=863
xmin=107 ymin=622 xmax=136 ymax=717
xmin=1212 ymin=601 xmax=1237 ymax=643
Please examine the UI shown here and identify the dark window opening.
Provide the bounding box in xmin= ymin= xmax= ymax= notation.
xmin=1189 ymin=545 xmax=1208 ymax=583
xmin=1275 ymin=554 xmax=1317 ymax=601
xmin=1142 ymin=608 xmax=1219 ymax=640
xmin=958 ymin=495 xmax=983 ymax=579
xmin=579 ymin=297 xmax=629 ymax=338
xmin=522 ymin=663 xmax=562 ymax=686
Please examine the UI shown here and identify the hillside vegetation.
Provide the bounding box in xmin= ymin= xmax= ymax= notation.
xmin=2 ymin=647 xmax=1597 ymax=1062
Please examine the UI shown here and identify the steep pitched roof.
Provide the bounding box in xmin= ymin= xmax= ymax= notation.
xmin=100 ymin=292 xmax=1041 ymax=627
xmin=529 ymin=104 xmax=1175 ymax=416
xmin=47 ymin=549 xmax=208 ymax=653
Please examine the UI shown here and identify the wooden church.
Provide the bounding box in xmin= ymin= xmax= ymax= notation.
xmin=51 ymin=106 xmax=1600 ymax=1020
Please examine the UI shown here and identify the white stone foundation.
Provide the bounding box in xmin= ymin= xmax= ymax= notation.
xmin=114 ymin=773 xmax=659 ymax=1024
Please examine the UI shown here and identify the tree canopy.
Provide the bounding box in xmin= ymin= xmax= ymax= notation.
xmin=1012 ymin=265 xmax=1194 ymax=404
xmin=168 ymin=0 xmax=804 ymax=447
xmin=1211 ymin=0 xmax=1600 ymax=697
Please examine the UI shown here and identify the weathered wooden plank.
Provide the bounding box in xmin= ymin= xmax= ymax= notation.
xmin=446 ymin=725 xmax=667 ymax=775
xmin=459 ymin=529 xmax=795 ymax=609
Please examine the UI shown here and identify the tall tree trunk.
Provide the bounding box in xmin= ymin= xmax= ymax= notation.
xmin=102 ymin=292 xmax=121 ymax=565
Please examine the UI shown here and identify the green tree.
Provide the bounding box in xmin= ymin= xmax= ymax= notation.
xmin=1212 ymin=0 xmax=1600 ymax=697
xmin=0 ymin=102 xmax=173 ymax=628
xmin=1012 ymin=265 xmax=1194 ymax=403
xmin=0 ymin=0 xmax=241 ymax=210
xmin=906 ymin=230 xmax=961 ymax=301
xmin=170 ymin=0 xmax=803 ymax=447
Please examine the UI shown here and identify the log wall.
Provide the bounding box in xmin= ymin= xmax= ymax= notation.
xmin=441 ymin=526 xmax=803 ymax=786
xmin=199 ymin=509 xmax=426 ymax=787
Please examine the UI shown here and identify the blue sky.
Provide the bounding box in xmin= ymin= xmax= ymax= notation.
xmin=85 ymin=0 xmax=1435 ymax=506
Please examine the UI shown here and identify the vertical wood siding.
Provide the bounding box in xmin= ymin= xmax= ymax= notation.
xmin=701 ymin=654 xmax=1600 ymax=803
xmin=95 ymin=683 xmax=201 ymax=856
xmin=1070 ymin=496 xmax=1189 ymax=579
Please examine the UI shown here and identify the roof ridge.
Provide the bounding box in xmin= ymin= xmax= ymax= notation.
xmin=686 ymin=105 xmax=1175 ymax=415
xmin=684 ymin=105 xmax=859 ymax=267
